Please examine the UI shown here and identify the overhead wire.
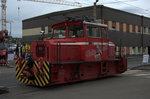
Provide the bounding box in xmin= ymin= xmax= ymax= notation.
xmin=101 ymin=0 xmax=138 ymax=4
xmin=79 ymin=0 xmax=150 ymax=17
xmin=114 ymin=0 xmax=150 ymax=12
xmin=17 ymin=0 xmax=150 ymax=17
xmin=109 ymin=0 xmax=150 ymax=16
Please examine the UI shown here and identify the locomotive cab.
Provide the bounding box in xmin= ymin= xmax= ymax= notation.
xmin=51 ymin=21 xmax=111 ymax=61
xmin=16 ymin=19 xmax=127 ymax=87
xmin=52 ymin=21 xmax=108 ymax=42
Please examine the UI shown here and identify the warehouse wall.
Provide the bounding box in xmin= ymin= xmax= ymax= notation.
xmin=108 ymin=30 xmax=150 ymax=47
xmin=23 ymin=27 xmax=41 ymax=36
xmin=22 ymin=5 xmax=150 ymax=55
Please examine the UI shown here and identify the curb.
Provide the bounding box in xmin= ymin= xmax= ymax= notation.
xmin=130 ymin=64 xmax=150 ymax=70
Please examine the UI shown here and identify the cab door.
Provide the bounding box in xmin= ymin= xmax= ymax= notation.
xmin=100 ymin=27 xmax=109 ymax=60
xmin=85 ymin=25 xmax=102 ymax=61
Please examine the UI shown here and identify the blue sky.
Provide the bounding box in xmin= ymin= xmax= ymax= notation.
xmin=1 ymin=0 xmax=150 ymax=38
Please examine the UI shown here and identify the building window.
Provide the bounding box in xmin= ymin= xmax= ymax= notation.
xmin=143 ymin=47 xmax=146 ymax=54
xmin=112 ymin=21 xmax=116 ymax=30
xmin=48 ymin=26 xmax=52 ymax=38
xmin=138 ymin=26 xmax=141 ymax=33
xmin=126 ymin=47 xmax=130 ymax=55
xmin=115 ymin=46 xmax=119 ymax=56
xmin=41 ymin=26 xmax=45 ymax=32
xmin=148 ymin=27 xmax=150 ymax=34
xmin=132 ymin=25 xmax=135 ymax=32
xmin=143 ymin=27 xmax=146 ymax=33
xmin=123 ymin=23 xmax=126 ymax=32
xmin=138 ymin=47 xmax=141 ymax=54
xmin=131 ymin=47 xmax=135 ymax=54
xmin=48 ymin=26 xmax=51 ymax=34
xmin=126 ymin=24 xmax=130 ymax=32
xmin=120 ymin=22 xmax=123 ymax=31
xmin=104 ymin=20 xmax=108 ymax=25
xmin=123 ymin=47 xmax=126 ymax=55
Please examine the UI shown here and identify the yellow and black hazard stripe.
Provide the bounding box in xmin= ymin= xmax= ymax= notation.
xmin=16 ymin=60 xmax=30 ymax=85
xmin=15 ymin=59 xmax=18 ymax=64
xmin=16 ymin=60 xmax=51 ymax=87
xmin=32 ymin=61 xmax=50 ymax=87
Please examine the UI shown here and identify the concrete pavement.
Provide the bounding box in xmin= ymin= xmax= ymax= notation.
xmin=1 ymin=69 xmax=150 ymax=99
xmin=0 ymin=57 xmax=150 ymax=99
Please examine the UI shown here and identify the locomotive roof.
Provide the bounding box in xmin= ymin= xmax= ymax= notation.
xmin=83 ymin=21 xmax=108 ymax=27
xmin=52 ymin=21 xmax=108 ymax=28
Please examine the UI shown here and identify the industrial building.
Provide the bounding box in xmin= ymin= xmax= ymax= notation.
xmin=22 ymin=5 xmax=150 ymax=56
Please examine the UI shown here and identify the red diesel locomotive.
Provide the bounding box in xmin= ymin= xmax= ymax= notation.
xmin=16 ymin=18 xmax=127 ymax=87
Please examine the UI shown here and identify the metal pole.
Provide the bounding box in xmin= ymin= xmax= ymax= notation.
xmin=9 ymin=22 xmax=11 ymax=36
xmin=141 ymin=16 xmax=144 ymax=55
xmin=93 ymin=0 xmax=99 ymax=22
xmin=93 ymin=2 xmax=96 ymax=22
xmin=101 ymin=5 xmax=103 ymax=24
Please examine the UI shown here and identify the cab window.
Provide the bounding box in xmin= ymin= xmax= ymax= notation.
xmin=68 ymin=24 xmax=84 ymax=38
xmin=86 ymin=25 xmax=100 ymax=37
xmin=101 ymin=27 xmax=107 ymax=38
xmin=53 ymin=26 xmax=66 ymax=39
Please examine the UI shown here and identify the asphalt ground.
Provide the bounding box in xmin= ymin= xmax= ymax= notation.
xmin=1 ymin=69 xmax=150 ymax=99
xmin=0 ymin=57 xmax=150 ymax=99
